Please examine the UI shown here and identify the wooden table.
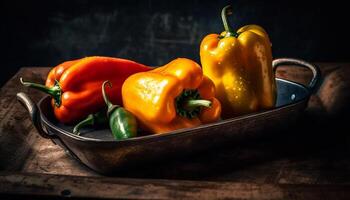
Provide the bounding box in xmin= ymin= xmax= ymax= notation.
xmin=1 ymin=63 xmax=350 ymax=199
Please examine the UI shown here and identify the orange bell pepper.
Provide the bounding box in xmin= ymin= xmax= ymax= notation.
xmin=122 ymin=58 xmax=222 ymax=134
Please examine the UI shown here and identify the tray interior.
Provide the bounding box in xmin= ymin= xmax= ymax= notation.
xmin=39 ymin=79 xmax=309 ymax=140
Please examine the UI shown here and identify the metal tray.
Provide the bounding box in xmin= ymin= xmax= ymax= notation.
xmin=17 ymin=58 xmax=321 ymax=174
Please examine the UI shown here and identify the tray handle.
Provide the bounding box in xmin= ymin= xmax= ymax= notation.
xmin=273 ymin=58 xmax=321 ymax=93
xmin=17 ymin=92 xmax=55 ymax=139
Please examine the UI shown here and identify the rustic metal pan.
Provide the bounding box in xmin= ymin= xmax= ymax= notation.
xmin=17 ymin=58 xmax=321 ymax=174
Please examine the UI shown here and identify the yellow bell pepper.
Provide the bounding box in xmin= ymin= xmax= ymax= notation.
xmin=200 ymin=5 xmax=276 ymax=118
xmin=122 ymin=58 xmax=221 ymax=134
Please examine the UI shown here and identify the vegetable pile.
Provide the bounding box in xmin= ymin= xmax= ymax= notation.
xmin=20 ymin=5 xmax=276 ymax=140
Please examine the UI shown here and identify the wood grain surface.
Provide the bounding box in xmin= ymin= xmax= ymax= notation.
xmin=1 ymin=63 xmax=350 ymax=199
xmin=2 ymin=172 xmax=350 ymax=200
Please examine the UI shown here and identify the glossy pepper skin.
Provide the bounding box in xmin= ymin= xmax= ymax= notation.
xmin=20 ymin=56 xmax=151 ymax=124
xmin=102 ymin=81 xmax=137 ymax=140
xmin=200 ymin=5 xmax=276 ymax=118
xmin=122 ymin=58 xmax=222 ymax=134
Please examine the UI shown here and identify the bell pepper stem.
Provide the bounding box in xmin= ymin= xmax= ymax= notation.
xmin=221 ymin=5 xmax=239 ymax=38
xmin=175 ymin=89 xmax=212 ymax=118
xmin=20 ymin=77 xmax=61 ymax=106
xmin=73 ymin=114 xmax=94 ymax=135
xmin=185 ymin=99 xmax=212 ymax=109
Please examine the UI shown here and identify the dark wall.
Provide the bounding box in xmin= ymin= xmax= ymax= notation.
xmin=1 ymin=0 xmax=349 ymax=86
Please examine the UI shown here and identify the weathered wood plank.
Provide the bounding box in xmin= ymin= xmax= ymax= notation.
xmin=0 ymin=68 xmax=47 ymax=171
xmin=0 ymin=67 xmax=94 ymax=175
xmin=1 ymin=172 xmax=350 ymax=200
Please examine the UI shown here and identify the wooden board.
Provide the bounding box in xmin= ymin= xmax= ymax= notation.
xmin=1 ymin=63 xmax=350 ymax=199
xmin=2 ymin=172 xmax=350 ymax=200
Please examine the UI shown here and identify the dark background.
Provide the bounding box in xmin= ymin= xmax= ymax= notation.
xmin=0 ymin=0 xmax=348 ymax=86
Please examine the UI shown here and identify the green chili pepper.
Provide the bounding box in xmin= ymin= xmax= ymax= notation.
xmin=72 ymin=110 xmax=108 ymax=135
xmin=102 ymin=80 xmax=137 ymax=140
